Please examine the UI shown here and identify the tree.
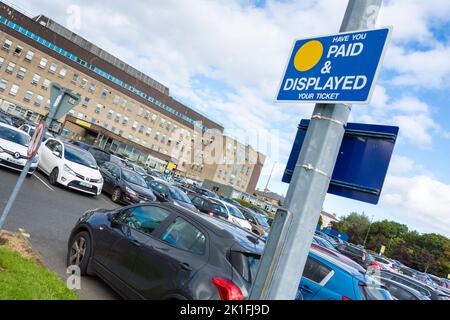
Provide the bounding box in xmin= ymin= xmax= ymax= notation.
xmin=336 ymin=212 xmax=370 ymax=244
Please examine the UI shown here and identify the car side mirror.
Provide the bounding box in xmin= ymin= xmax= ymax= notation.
xmin=108 ymin=212 xmax=121 ymax=228
xmin=52 ymin=150 xmax=61 ymax=158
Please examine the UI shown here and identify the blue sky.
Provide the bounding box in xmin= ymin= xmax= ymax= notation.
xmin=11 ymin=0 xmax=450 ymax=236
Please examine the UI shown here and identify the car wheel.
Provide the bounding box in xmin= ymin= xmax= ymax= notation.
xmin=111 ymin=187 xmax=122 ymax=203
xmin=48 ymin=167 xmax=59 ymax=185
xmin=67 ymin=231 xmax=92 ymax=275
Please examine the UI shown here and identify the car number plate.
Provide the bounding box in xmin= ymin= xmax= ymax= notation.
xmin=79 ymin=181 xmax=92 ymax=188
xmin=7 ymin=157 xmax=22 ymax=165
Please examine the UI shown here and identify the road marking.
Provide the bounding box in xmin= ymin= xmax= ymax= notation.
xmin=18 ymin=227 xmax=31 ymax=238
xmin=33 ymin=173 xmax=55 ymax=192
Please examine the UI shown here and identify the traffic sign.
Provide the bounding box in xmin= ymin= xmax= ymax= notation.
xmin=50 ymin=82 xmax=81 ymax=120
xmin=283 ymin=119 xmax=399 ymax=204
xmin=27 ymin=120 xmax=45 ymax=158
xmin=276 ymin=27 xmax=392 ymax=104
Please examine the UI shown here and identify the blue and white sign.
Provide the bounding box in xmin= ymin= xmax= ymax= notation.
xmin=277 ymin=27 xmax=392 ymax=104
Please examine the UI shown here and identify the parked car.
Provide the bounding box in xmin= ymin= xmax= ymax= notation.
xmin=190 ymin=186 xmax=219 ymax=199
xmin=237 ymin=206 xmax=270 ymax=237
xmin=296 ymin=248 xmax=393 ymax=300
xmin=0 ymin=112 xmax=13 ymax=126
xmin=188 ymin=193 xmax=229 ymax=219
xmin=146 ymin=179 xmax=198 ymax=212
xmin=0 ymin=123 xmax=38 ymax=175
xmin=220 ymin=197 xmax=242 ymax=206
xmin=38 ymin=139 xmax=103 ymax=195
xmin=67 ymin=202 xmax=264 ymax=300
xmin=19 ymin=123 xmax=54 ymax=142
xmin=374 ymin=277 xmax=430 ymax=300
xmin=311 ymin=240 xmax=366 ymax=273
xmin=110 ymin=154 xmax=128 ymax=166
xmin=8 ymin=115 xmax=27 ymax=128
xmin=262 ymin=216 xmax=273 ymax=227
xmin=399 ymin=265 xmax=419 ymax=278
xmin=312 ymin=235 xmax=336 ymax=251
xmin=335 ymin=243 xmax=369 ymax=268
xmin=86 ymin=147 xmax=112 ymax=167
xmin=379 ymin=269 xmax=449 ymax=300
xmin=99 ymin=162 xmax=156 ymax=204
xmin=218 ymin=200 xmax=252 ymax=231
xmin=125 ymin=161 xmax=148 ymax=176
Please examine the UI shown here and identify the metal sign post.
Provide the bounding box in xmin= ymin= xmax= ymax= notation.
xmin=250 ymin=0 xmax=383 ymax=300
xmin=0 ymin=83 xmax=79 ymax=229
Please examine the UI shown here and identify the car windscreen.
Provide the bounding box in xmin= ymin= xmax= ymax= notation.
xmin=64 ymin=145 xmax=98 ymax=169
xmin=0 ymin=126 xmax=30 ymax=146
xmin=230 ymin=251 xmax=261 ymax=285
xmin=90 ymin=149 xmax=110 ymax=162
xmin=211 ymin=202 xmax=228 ymax=215
xmin=122 ymin=169 xmax=147 ymax=187
xmin=254 ymin=214 xmax=270 ymax=228
xmin=169 ymin=187 xmax=192 ymax=203
xmin=132 ymin=164 xmax=147 ymax=175
xmin=226 ymin=205 xmax=246 ymax=220
xmin=360 ymin=283 xmax=393 ymax=300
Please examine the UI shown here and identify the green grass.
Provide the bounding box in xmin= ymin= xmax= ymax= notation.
xmin=0 ymin=246 xmax=78 ymax=300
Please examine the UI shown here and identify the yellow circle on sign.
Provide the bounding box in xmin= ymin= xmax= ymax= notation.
xmin=294 ymin=40 xmax=324 ymax=72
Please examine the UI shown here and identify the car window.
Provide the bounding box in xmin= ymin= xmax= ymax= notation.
xmin=117 ymin=206 xmax=170 ymax=235
xmin=303 ymin=257 xmax=333 ymax=285
xmin=226 ymin=205 xmax=246 ymax=220
xmin=169 ymin=187 xmax=191 ymax=203
xmin=384 ymin=282 xmax=418 ymax=300
xmin=160 ymin=217 xmax=206 ymax=254
xmin=392 ymin=276 xmax=430 ymax=296
xmin=191 ymin=197 xmax=205 ymax=207
xmin=110 ymin=164 xmax=121 ymax=177
xmin=0 ymin=126 xmax=30 ymax=146
xmin=45 ymin=139 xmax=55 ymax=150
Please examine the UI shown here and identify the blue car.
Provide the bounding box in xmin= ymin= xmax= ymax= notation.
xmin=296 ymin=248 xmax=393 ymax=300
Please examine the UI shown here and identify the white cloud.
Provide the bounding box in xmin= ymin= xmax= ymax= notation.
xmin=380 ymin=174 xmax=450 ymax=237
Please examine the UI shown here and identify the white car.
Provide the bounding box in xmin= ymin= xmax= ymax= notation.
xmin=19 ymin=123 xmax=54 ymax=142
xmin=218 ymin=200 xmax=252 ymax=231
xmin=0 ymin=123 xmax=39 ymax=175
xmin=38 ymin=139 xmax=103 ymax=195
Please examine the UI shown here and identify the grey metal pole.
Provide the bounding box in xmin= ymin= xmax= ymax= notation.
xmin=250 ymin=0 xmax=383 ymax=300
xmin=0 ymin=93 xmax=63 ymax=229
xmin=363 ymin=214 xmax=374 ymax=248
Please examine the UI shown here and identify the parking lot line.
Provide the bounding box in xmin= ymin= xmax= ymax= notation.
xmin=33 ymin=172 xmax=55 ymax=192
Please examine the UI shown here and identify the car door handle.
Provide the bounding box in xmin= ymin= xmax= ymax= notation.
xmin=300 ymin=285 xmax=313 ymax=293
xmin=130 ymin=239 xmax=141 ymax=247
xmin=180 ymin=262 xmax=193 ymax=271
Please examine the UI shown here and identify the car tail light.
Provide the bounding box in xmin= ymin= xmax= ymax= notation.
xmin=342 ymin=296 xmax=351 ymax=300
xmin=370 ymin=261 xmax=381 ymax=269
xmin=212 ymin=277 xmax=243 ymax=300
xmin=208 ymin=211 xmax=214 ymax=216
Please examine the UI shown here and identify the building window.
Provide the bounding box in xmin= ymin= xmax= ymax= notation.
xmin=113 ymin=95 xmax=120 ymax=104
xmin=49 ymin=62 xmax=57 ymax=73
xmin=6 ymin=62 xmax=15 ymax=74
xmin=161 ymin=135 xmax=166 ymax=143
xmin=132 ymin=121 xmax=138 ymax=130
xmin=0 ymin=78 xmax=8 ymax=91
xmin=137 ymin=108 xmax=143 ymax=117
xmin=139 ymin=125 xmax=145 ymax=133
xmin=155 ymin=131 xmax=160 ymax=141
xmin=104 ymin=123 xmax=109 ymax=129
xmin=144 ymin=111 xmax=150 ymax=120
xmin=0 ymin=57 xmax=4 ymax=69
xmin=2 ymin=39 xmax=12 ymax=51
xmin=13 ymin=45 xmax=23 ymax=56
xmin=24 ymin=50 xmax=34 ymax=62
xmin=111 ymin=126 xmax=116 ymax=133
xmin=82 ymin=97 xmax=90 ymax=108
xmin=114 ymin=113 xmax=121 ymax=123
xmin=160 ymin=119 xmax=166 ymax=128
xmin=118 ymin=130 xmax=124 ymax=136
xmin=9 ymin=84 xmax=19 ymax=96
xmin=80 ymin=78 xmax=88 ymax=89
xmin=107 ymin=109 xmax=114 ymax=119
xmin=71 ymin=73 xmax=78 ymax=84
xmin=127 ymin=102 xmax=134 ymax=112
xmin=101 ymin=89 xmax=108 ymax=98
xmin=31 ymin=74 xmax=40 ymax=86
xmin=95 ymin=104 xmax=102 ymax=113
xmin=146 ymin=128 xmax=152 ymax=136
xmin=42 ymin=79 xmax=50 ymax=90
xmin=34 ymin=95 xmax=43 ymax=106
xmin=151 ymin=114 xmax=157 ymax=121
xmin=77 ymin=113 xmax=84 ymax=120
xmin=24 ymin=90 xmax=33 ymax=102
xmin=17 ymin=67 xmax=27 ymax=79
xmin=58 ymin=67 xmax=67 ymax=78
xmin=89 ymin=82 xmax=96 ymax=93
xmin=123 ymin=117 xmax=129 ymax=126
xmin=39 ymin=58 xmax=48 ymax=69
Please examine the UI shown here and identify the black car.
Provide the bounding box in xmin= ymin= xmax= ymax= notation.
xmin=190 ymin=185 xmax=219 ymax=199
xmin=67 ymin=202 xmax=264 ymax=300
xmin=8 ymin=114 xmax=27 ymax=127
xmin=374 ymin=277 xmax=429 ymax=300
xmin=188 ymin=193 xmax=229 ymax=219
xmin=99 ymin=162 xmax=156 ymax=204
xmin=87 ymin=147 xmax=112 ymax=167
xmin=0 ymin=112 xmax=13 ymax=126
xmin=335 ymin=243 xmax=369 ymax=268
xmin=147 ymin=179 xmax=198 ymax=212
xmin=379 ymin=270 xmax=449 ymax=300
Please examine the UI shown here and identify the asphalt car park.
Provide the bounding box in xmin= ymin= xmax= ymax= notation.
xmin=0 ymin=168 xmax=120 ymax=299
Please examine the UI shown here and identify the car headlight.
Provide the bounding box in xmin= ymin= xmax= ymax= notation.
xmin=32 ymin=155 xmax=39 ymax=163
xmin=126 ymin=186 xmax=137 ymax=197
xmin=63 ymin=164 xmax=76 ymax=176
xmin=98 ymin=177 xmax=104 ymax=184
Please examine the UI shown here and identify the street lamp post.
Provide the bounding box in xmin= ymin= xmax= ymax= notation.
xmin=363 ymin=214 xmax=374 ymax=248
